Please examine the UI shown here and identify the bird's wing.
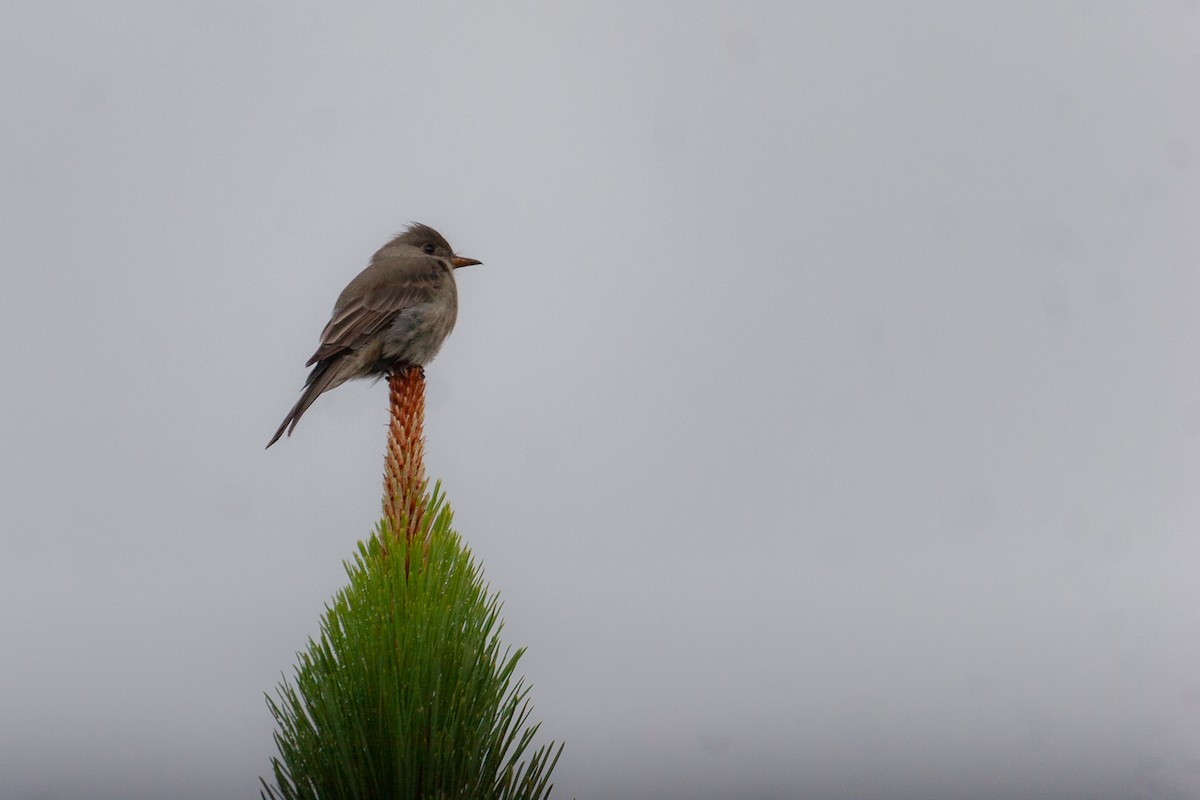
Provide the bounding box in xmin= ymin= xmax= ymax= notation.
xmin=305 ymin=269 xmax=440 ymax=366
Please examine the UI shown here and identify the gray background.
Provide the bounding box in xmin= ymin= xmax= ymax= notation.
xmin=2 ymin=3 xmax=1198 ymax=799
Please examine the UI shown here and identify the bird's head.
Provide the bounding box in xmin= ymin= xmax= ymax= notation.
xmin=397 ymin=222 xmax=481 ymax=268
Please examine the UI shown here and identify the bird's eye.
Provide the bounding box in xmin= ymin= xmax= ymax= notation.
xmin=422 ymin=243 xmax=436 ymax=254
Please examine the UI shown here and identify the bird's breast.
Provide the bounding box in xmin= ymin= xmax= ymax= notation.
xmin=380 ymin=288 xmax=458 ymax=367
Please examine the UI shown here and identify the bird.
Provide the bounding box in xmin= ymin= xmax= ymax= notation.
xmin=267 ymin=223 xmax=480 ymax=448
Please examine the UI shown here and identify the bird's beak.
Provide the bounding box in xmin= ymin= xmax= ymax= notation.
xmin=450 ymin=256 xmax=482 ymax=269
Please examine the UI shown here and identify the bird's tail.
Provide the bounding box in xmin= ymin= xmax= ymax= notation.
xmin=265 ymin=360 xmax=344 ymax=448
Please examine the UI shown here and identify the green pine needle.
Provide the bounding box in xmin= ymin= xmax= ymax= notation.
xmin=262 ymin=484 xmax=562 ymax=800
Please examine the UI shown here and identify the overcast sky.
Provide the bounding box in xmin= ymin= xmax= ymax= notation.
xmin=2 ymin=3 xmax=1198 ymax=799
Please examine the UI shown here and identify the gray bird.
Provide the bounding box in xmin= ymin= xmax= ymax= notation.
xmin=267 ymin=223 xmax=480 ymax=448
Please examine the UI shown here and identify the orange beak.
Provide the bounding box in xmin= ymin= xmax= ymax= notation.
xmin=450 ymin=256 xmax=482 ymax=268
